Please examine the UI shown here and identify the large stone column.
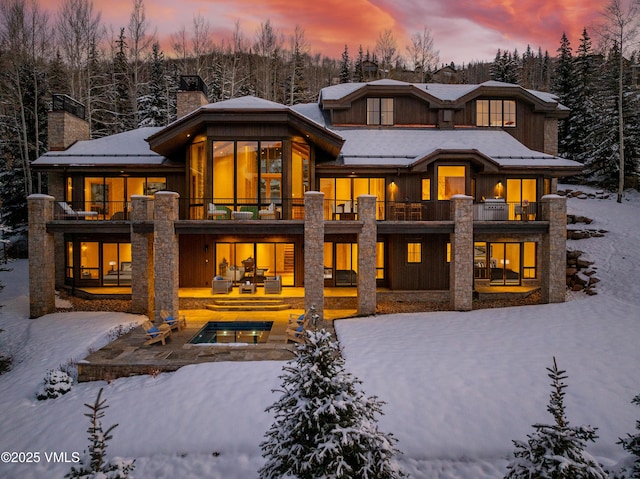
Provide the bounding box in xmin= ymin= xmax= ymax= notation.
xmin=357 ymin=195 xmax=377 ymax=316
xmin=28 ymin=194 xmax=56 ymax=318
xmin=449 ymin=195 xmax=474 ymax=311
xmin=304 ymin=191 xmax=324 ymax=321
xmin=131 ymin=195 xmax=154 ymax=316
xmin=540 ymin=194 xmax=567 ymax=303
xmin=153 ymin=192 xmax=180 ymax=322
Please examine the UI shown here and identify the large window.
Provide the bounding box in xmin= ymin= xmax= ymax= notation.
xmin=213 ymin=140 xmax=283 ymax=212
xmin=367 ymin=98 xmax=394 ymax=125
xmin=81 ymin=176 xmax=166 ymax=219
xmin=476 ymin=99 xmax=516 ymax=127
xmin=215 ymin=242 xmax=295 ymax=286
xmin=437 ymin=166 xmax=466 ymax=200
xmin=319 ymin=177 xmax=385 ymax=219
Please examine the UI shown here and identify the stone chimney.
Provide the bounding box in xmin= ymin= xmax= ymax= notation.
xmin=47 ymin=94 xmax=90 ymax=151
xmin=176 ymin=75 xmax=209 ymax=119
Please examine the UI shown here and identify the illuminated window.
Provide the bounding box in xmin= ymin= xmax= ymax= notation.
xmin=320 ymin=177 xmax=386 ymax=219
xmin=476 ymin=99 xmax=516 ymax=127
xmin=407 ymin=242 xmax=422 ymax=263
xmin=421 ymin=178 xmax=431 ymax=201
xmin=376 ymin=242 xmax=385 ymax=279
xmin=437 ymin=166 xmax=465 ymax=200
xmin=367 ymin=98 xmax=394 ymax=125
xmin=523 ymin=242 xmax=537 ymax=279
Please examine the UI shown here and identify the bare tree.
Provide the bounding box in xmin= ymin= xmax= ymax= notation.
xmin=0 ymin=0 xmax=52 ymax=197
xmin=254 ymin=20 xmax=283 ymax=101
xmin=127 ymin=0 xmax=155 ymax=126
xmin=287 ymin=25 xmax=309 ymax=105
xmin=375 ymin=29 xmax=398 ymax=78
xmin=598 ymin=0 xmax=640 ymax=202
xmin=405 ymin=26 xmax=439 ymax=82
xmin=56 ymin=0 xmax=103 ymax=101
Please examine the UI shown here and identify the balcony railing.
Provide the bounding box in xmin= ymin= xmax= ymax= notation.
xmin=54 ymin=201 xmax=131 ymax=220
xmin=52 ymin=198 xmax=539 ymax=222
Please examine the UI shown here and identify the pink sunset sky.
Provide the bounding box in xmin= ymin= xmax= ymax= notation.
xmin=41 ymin=0 xmax=605 ymax=65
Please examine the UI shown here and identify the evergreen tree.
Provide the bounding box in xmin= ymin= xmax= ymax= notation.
xmin=353 ymin=45 xmax=364 ymax=82
xmin=113 ymin=28 xmax=134 ymax=132
xmin=504 ymin=357 xmax=607 ymax=479
xmin=339 ymin=44 xmax=351 ymax=84
xmin=66 ymin=387 xmax=135 ymax=479
xmin=138 ymin=42 xmax=169 ymax=127
xmin=260 ymin=327 xmax=404 ymax=479
xmin=618 ymin=393 xmax=640 ymax=478
xmin=552 ymin=33 xmax=578 ymax=159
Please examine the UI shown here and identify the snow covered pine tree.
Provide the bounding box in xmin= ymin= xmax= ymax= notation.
xmin=260 ymin=328 xmax=404 ymax=479
xmin=504 ymin=357 xmax=607 ymax=479
xmin=617 ymin=393 xmax=640 ymax=478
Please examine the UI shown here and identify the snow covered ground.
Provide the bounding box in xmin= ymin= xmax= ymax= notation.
xmin=0 ymin=185 xmax=639 ymax=479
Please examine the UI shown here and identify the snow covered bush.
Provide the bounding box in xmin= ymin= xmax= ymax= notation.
xmin=260 ymin=327 xmax=404 ymax=479
xmin=36 ymin=369 xmax=73 ymax=400
xmin=66 ymin=387 xmax=135 ymax=479
xmin=617 ymin=393 xmax=640 ymax=478
xmin=504 ymin=357 xmax=607 ymax=479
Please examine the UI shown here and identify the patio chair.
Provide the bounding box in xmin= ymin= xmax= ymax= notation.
xmin=160 ymin=310 xmax=186 ymax=331
xmin=258 ymin=202 xmax=277 ymax=220
xmin=57 ymin=201 xmax=98 ymax=219
xmin=142 ymin=320 xmax=171 ymax=346
xmin=264 ymin=275 xmax=282 ymax=294
xmin=207 ymin=203 xmax=227 ymax=219
xmin=212 ymin=276 xmax=233 ymax=294
xmin=285 ymin=317 xmax=308 ymax=344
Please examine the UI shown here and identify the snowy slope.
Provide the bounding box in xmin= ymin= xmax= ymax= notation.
xmin=0 ymin=186 xmax=639 ymax=479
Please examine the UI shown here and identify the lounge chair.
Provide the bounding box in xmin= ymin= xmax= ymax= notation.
xmin=285 ymin=313 xmax=309 ymax=344
xmin=160 ymin=310 xmax=186 ymax=331
xmin=142 ymin=320 xmax=171 ymax=345
xmin=57 ymin=202 xmax=98 ymax=219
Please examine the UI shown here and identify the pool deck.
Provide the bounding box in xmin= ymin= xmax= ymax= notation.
xmin=78 ymin=308 xmax=353 ymax=382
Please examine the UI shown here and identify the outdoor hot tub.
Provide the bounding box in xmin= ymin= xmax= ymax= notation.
xmin=188 ymin=321 xmax=273 ymax=345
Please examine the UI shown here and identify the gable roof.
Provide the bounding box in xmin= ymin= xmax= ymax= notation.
xmin=319 ymin=80 xmax=567 ymax=115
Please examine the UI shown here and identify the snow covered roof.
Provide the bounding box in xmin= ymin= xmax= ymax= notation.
xmin=319 ymin=80 xmax=565 ymax=109
xmin=333 ymin=128 xmax=581 ymax=169
xmin=33 ymin=127 xmax=166 ymax=167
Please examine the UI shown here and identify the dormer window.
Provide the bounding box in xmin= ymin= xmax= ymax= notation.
xmin=476 ymin=99 xmax=516 ymax=127
xmin=367 ymin=98 xmax=394 ymax=125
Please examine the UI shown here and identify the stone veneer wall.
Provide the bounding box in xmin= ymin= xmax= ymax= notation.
xmin=131 ymin=195 xmax=154 ymax=316
xmin=304 ymin=191 xmax=324 ymax=321
xmin=28 ymin=195 xmax=56 ymax=318
xmin=449 ymin=195 xmax=474 ymax=311
xmin=47 ymin=111 xmax=90 ymax=151
xmin=357 ymin=195 xmax=377 ymax=315
xmin=544 ymin=118 xmax=559 ymax=156
xmin=176 ymin=90 xmax=208 ymax=120
xmin=540 ymin=194 xmax=567 ymax=303
xmin=153 ymin=192 xmax=180 ymax=322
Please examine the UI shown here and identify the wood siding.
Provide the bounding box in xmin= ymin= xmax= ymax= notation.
xmin=385 ymin=234 xmax=450 ymax=290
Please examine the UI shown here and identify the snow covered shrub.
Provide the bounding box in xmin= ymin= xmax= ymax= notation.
xmin=617 ymin=394 xmax=640 ymax=478
xmin=260 ymin=327 xmax=404 ymax=479
xmin=66 ymin=387 xmax=135 ymax=479
xmin=504 ymin=357 xmax=607 ymax=479
xmin=36 ymin=369 xmax=73 ymax=400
